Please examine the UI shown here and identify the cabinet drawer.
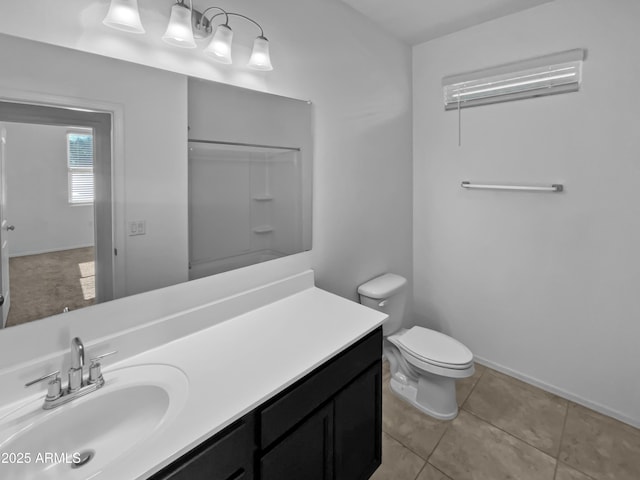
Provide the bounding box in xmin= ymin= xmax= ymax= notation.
xmin=148 ymin=414 xmax=254 ymax=480
xmin=259 ymin=328 xmax=382 ymax=449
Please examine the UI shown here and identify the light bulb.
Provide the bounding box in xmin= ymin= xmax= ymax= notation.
xmin=248 ymin=36 xmax=273 ymax=71
xmin=203 ymin=24 xmax=234 ymax=64
xmin=162 ymin=3 xmax=196 ymax=48
xmin=103 ymin=0 xmax=145 ymax=34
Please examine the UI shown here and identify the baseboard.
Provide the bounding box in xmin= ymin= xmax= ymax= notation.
xmin=9 ymin=244 xmax=94 ymax=258
xmin=474 ymin=355 xmax=640 ymax=429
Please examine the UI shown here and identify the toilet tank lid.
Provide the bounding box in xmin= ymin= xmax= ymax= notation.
xmin=358 ymin=273 xmax=407 ymax=299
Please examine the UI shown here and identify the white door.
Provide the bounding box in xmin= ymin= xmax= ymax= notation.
xmin=0 ymin=125 xmax=10 ymax=328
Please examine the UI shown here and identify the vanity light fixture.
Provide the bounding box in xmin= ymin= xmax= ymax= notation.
xmin=102 ymin=0 xmax=273 ymax=70
xmin=203 ymin=19 xmax=233 ymax=63
xmin=247 ymin=36 xmax=273 ymax=71
xmin=162 ymin=0 xmax=197 ymax=48
xmin=102 ymin=0 xmax=145 ymax=34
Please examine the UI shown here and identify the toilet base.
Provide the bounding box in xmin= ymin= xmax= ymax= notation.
xmin=389 ymin=371 xmax=459 ymax=420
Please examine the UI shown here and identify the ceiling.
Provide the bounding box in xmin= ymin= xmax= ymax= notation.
xmin=340 ymin=0 xmax=556 ymax=45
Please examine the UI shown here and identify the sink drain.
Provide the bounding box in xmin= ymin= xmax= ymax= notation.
xmin=71 ymin=450 xmax=95 ymax=469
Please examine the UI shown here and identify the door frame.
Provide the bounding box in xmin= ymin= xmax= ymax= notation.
xmin=0 ymin=88 xmax=126 ymax=299
xmin=0 ymin=125 xmax=8 ymax=328
xmin=0 ymin=93 xmax=125 ymax=305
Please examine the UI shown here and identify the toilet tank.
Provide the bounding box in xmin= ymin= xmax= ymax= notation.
xmin=358 ymin=274 xmax=407 ymax=336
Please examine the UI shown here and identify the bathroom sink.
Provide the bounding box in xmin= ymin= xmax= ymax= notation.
xmin=0 ymin=364 xmax=188 ymax=480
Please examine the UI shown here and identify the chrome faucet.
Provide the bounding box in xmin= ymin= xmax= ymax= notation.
xmin=71 ymin=337 xmax=85 ymax=369
xmin=25 ymin=337 xmax=116 ymax=410
xmin=68 ymin=337 xmax=85 ymax=392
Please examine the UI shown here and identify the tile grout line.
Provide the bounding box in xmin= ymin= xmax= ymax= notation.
xmin=385 ymin=364 xmax=487 ymax=479
xmin=460 ymin=365 xmax=487 ymax=408
xmin=428 ymin=462 xmax=454 ymax=480
xmin=462 ymin=408 xmax=559 ymax=465
xmin=556 ymin=402 xmax=628 ymax=480
xmin=554 ymin=400 xmax=604 ymax=480
xmin=380 ymin=429 xmax=429 ymax=480
xmin=424 ymin=418 xmax=455 ymax=468
xmin=381 ymin=363 xmax=452 ymax=464
xmin=555 ymin=461 xmax=599 ymax=480
xmin=413 ymin=462 xmax=428 ymax=480
xmin=426 ymin=366 xmax=488 ymax=479
xmin=419 ymin=365 xmax=488 ymax=473
xmin=461 ymin=366 xmax=567 ymax=467
xmin=383 ymin=427 xmax=438 ymax=463
xmin=413 ymin=460 xmax=453 ymax=480
xmin=553 ymin=401 xmax=574 ymax=480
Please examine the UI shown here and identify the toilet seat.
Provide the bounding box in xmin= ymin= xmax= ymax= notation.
xmin=389 ymin=327 xmax=473 ymax=370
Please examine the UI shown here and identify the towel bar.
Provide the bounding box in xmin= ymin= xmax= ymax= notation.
xmin=461 ymin=182 xmax=563 ymax=192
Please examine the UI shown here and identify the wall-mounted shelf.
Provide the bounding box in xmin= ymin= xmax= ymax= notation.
xmin=253 ymin=196 xmax=274 ymax=201
xmin=253 ymin=226 xmax=274 ymax=234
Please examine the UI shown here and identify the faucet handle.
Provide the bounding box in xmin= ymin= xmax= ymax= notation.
xmin=88 ymin=351 xmax=118 ymax=385
xmin=90 ymin=351 xmax=118 ymax=364
xmin=25 ymin=370 xmax=62 ymax=400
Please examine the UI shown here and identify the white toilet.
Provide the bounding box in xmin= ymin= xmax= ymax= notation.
xmin=358 ymin=273 xmax=474 ymax=420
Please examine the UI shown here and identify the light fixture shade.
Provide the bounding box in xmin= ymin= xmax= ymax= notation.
xmin=203 ymin=24 xmax=233 ymax=64
xmin=103 ymin=0 xmax=145 ymax=34
xmin=162 ymin=3 xmax=196 ymax=48
xmin=248 ymin=36 xmax=273 ymax=71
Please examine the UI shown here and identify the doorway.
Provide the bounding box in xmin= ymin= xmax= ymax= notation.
xmin=0 ymin=102 xmax=113 ymax=328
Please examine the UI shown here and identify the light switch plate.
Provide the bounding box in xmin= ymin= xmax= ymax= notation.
xmin=128 ymin=220 xmax=146 ymax=236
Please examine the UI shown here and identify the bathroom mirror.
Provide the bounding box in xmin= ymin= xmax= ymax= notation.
xmin=0 ymin=33 xmax=312 ymax=330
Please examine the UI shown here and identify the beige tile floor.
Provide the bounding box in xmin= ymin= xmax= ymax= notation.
xmin=372 ymin=362 xmax=640 ymax=480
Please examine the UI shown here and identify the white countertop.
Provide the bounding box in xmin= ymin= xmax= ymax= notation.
xmin=88 ymin=285 xmax=385 ymax=479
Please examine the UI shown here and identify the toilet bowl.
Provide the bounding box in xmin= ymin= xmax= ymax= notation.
xmin=358 ymin=273 xmax=474 ymax=420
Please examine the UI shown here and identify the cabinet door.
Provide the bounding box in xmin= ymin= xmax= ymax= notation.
xmin=260 ymin=403 xmax=334 ymax=480
xmin=334 ymin=361 xmax=382 ymax=480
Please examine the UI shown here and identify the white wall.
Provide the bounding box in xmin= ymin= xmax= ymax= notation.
xmin=5 ymin=123 xmax=94 ymax=256
xmin=0 ymin=2 xmax=412 ymax=363
xmin=413 ymin=0 xmax=640 ymax=426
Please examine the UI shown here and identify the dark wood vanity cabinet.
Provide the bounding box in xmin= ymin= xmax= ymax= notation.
xmin=149 ymin=328 xmax=382 ymax=480
xmin=259 ymin=362 xmax=382 ymax=480
xmin=148 ymin=415 xmax=255 ymax=480
xmin=260 ymin=402 xmax=335 ymax=480
xmin=334 ymin=362 xmax=382 ymax=480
